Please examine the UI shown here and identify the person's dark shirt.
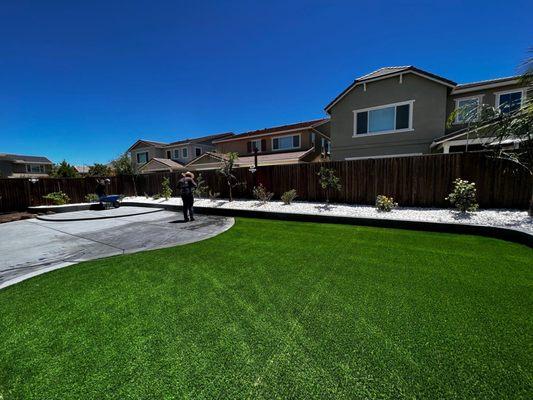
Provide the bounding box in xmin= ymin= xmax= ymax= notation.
xmin=95 ymin=183 xmax=106 ymax=198
xmin=178 ymin=177 xmax=197 ymax=196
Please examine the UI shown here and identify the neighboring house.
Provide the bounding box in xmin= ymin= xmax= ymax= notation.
xmin=187 ymin=119 xmax=331 ymax=170
xmin=75 ymin=165 xmax=90 ymax=175
xmin=325 ymin=66 xmax=529 ymax=160
xmin=128 ymin=132 xmax=234 ymax=170
xmin=138 ymin=158 xmax=187 ymax=174
xmin=0 ymin=154 xmax=53 ymax=178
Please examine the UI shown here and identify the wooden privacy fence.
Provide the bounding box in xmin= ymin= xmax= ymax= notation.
xmin=0 ymin=153 xmax=530 ymax=212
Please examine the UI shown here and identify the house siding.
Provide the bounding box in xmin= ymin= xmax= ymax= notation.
xmin=329 ymin=73 xmax=449 ymax=160
xmin=215 ymin=129 xmax=315 ymax=155
xmin=446 ymin=83 xmax=529 ymax=134
xmin=131 ymin=146 xmax=164 ymax=169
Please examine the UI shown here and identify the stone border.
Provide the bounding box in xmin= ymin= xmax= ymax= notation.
xmin=122 ymin=201 xmax=533 ymax=248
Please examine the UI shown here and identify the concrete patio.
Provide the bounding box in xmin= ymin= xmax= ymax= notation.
xmin=0 ymin=208 xmax=234 ymax=289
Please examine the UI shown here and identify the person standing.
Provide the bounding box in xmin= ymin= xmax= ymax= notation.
xmin=178 ymin=171 xmax=197 ymax=222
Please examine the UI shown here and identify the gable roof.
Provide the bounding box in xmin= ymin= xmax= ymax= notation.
xmin=324 ymin=66 xmax=457 ymax=112
xmin=213 ymin=118 xmax=329 ymax=143
xmin=138 ymin=157 xmax=186 ymax=172
xmin=0 ymin=153 xmax=53 ymax=164
xmin=451 ymin=76 xmax=522 ymax=95
xmin=127 ymin=139 xmax=167 ymax=152
xmin=167 ymin=132 xmax=234 ymax=146
xmin=186 ymin=149 xmax=315 ymax=169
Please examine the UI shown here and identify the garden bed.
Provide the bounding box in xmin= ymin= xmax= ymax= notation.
xmin=123 ymin=196 xmax=533 ymax=234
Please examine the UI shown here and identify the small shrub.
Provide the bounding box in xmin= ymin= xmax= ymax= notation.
xmin=281 ymin=189 xmax=297 ymax=205
xmin=194 ymin=173 xmax=209 ymax=198
xmin=85 ymin=193 xmax=100 ymax=203
xmin=317 ymin=167 xmax=341 ymax=203
xmin=152 ymin=193 xmax=162 ymax=200
xmin=375 ymin=195 xmax=398 ymax=212
xmin=161 ymin=177 xmax=173 ymax=200
xmin=253 ymin=183 xmax=274 ymax=204
xmin=43 ymin=191 xmax=70 ymax=205
xmin=446 ymin=178 xmax=478 ymax=212
xmin=208 ymin=190 xmax=220 ymax=201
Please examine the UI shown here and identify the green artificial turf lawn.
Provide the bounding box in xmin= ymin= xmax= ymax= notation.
xmin=0 ymin=218 xmax=531 ymax=399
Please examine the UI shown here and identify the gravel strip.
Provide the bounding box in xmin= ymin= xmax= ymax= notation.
xmin=124 ymin=196 xmax=533 ymax=234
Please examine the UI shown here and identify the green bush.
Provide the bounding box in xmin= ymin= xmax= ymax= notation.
xmin=85 ymin=193 xmax=100 ymax=203
xmin=161 ymin=177 xmax=172 ymax=200
xmin=253 ymin=183 xmax=273 ymax=204
xmin=281 ymin=189 xmax=297 ymax=205
xmin=446 ymin=178 xmax=479 ymax=212
xmin=375 ymin=195 xmax=398 ymax=212
xmin=43 ymin=191 xmax=70 ymax=205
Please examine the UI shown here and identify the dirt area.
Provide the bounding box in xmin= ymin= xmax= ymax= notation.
xmin=0 ymin=212 xmax=35 ymax=224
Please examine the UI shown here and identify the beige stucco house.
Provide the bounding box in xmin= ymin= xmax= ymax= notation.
xmin=325 ymin=66 xmax=529 ymax=160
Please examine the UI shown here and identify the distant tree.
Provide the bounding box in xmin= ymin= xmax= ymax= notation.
xmin=50 ymin=160 xmax=79 ymax=178
xmin=110 ymin=153 xmax=138 ymax=195
xmin=447 ymin=52 xmax=532 ymax=215
xmin=218 ymin=152 xmax=244 ymax=202
xmin=87 ymin=163 xmax=111 ymax=177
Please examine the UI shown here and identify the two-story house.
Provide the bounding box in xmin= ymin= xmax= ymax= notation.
xmin=0 ymin=154 xmax=53 ymax=178
xmin=185 ymin=118 xmax=331 ymax=170
xmin=127 ymin=132 xmax=234 ymax=173
xmin=325 ymin=66 xmax=529 ymax=160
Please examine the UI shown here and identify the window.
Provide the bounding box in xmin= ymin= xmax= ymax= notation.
xmin=174 ymin=149 xmax=180 ymax=159
xmin=136 ymin=152 xmax=148 ymax=164
xmin=454 ymin=96 xmax=482 ymax=124
xmin=496 ymin=89 xmax=525 ymax=114
xmin=250 ymin=139 xmax=261 ymax=152
xmin=272 ymin=134 xmax=300 ymax=151
xmin=321 ymin=138 xmax=330 ymax=154
xmin=354 ymin=101 xmax=414 ymax=136
xmin=195 ymin=147 xmax=202 ymax=157
xmin=26 ymin=164 xmax=45 ymax=173
xmin=310 ymin=132 xmax=316 ymax=145
xmin=182 ymin=148 xmax=188 ymax=158
xmin=166 ymin=150 xmax=171 ymax=159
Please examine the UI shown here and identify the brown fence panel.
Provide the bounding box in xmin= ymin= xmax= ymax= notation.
xmin=0 ymin=153 xmax=530 ymax=212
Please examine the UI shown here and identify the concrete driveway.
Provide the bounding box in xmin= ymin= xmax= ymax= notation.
xmin=0 ymin=208 xmax=234 ymax=289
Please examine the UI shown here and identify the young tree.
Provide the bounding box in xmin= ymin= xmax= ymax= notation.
xmin=50 ymin=160 xmax=79 ymax=178
xmin=111 ymin=153 xmax=138 ymax=195
xmin=194 ymin=173 xmax=209 ymax=198
xmin=218 ymin=152 xmax=244 ymax=202
xmin=317 ymin=166 xmax=341 ymax=203
xmin=447 ymin=54 xmax=532 ymax=215
xmin=161 ymin=177 xmax=172 ymax=200
xmin=87 ymin=163 xmax=111 ymax=177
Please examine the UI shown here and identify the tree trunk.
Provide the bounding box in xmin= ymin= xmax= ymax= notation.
xmin=228 ymin=183 xmax=233 ymax=202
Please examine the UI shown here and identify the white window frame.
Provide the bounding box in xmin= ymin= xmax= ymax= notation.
xmin=181 ymin=147 xmax=188 ymax=158
xmin=136 ymin=151 xmax=149 ymax=164
xmin=352 ymin=100 xmax=415 ymax=137
xmin=494 ymin=88 xmax=527 ymax=112
xmin=173 ymin=149 xmax=180 ymax=159
xmin=453 ymin=95 xmax=483 ymax=124
xmin=26 ymin=164 xmax=45 ymax=173
xmin=195 ymin=147 xmax=202 ymax=157
xmin=271 ymin=133 xmax=301 ymax=152
xmin=250 ymin=139 xmax=262 ymax=153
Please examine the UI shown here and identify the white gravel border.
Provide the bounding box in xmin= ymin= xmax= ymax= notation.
xmin=123 ymin=196 xmax=533 ymax=234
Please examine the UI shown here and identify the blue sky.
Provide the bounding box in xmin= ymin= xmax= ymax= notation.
xmin=1 ymin=0 xmax=531 ymax=165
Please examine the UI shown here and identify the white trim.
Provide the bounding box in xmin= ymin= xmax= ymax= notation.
xmin=451 ymin=78 xmax=520 ymax=95
xmin=325 ymin=70 xmax=454 ymax=112
xmin=352 ymin=100 xmax=414 ymax=137
xmin=194 ymin=147 xmax=202 ymax=157
xmin=250 ymin=139 xmax=262 ymax=153
xmin=345 ymin=153 xmax=423 ymax=161
xmin=181 ymin=147 xmax=188 ymax=159
xmin=271 ymin=133 xmax=301 ymax=152
xmin=214 ymin=126 xmax=311 ymax=143
xmin=494 ymin=87 xmax=527 ymax=111
xmin=453 ymin=95 xmax=483 ymax=124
